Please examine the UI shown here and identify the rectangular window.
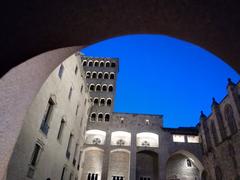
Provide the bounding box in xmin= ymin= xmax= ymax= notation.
xmin=76 ymin=104 xmax=79 ymax=116
xmin=75 ymin=66 xmax=78 ymax=74
xmin=187 ymin=135 xmax=199 ymax=143
xmin=66 ymin=134 xmax=73 ymax=159
xmin=73 ymin=143 xmax=79 ymax=166
xmin=30 ymin=144 xmax=41 ymax=166
xmin=77 ymin=151 xmax=82 ymax=170
xmin=58 ymin=64 xmax=64 ymax=79
xmin=68 ymin=87 xmax=73 ymax=100
xmin=172 ymin=134 xmax=185 ymax=143
xmin=61 ymin=167 xmax=66 ymax=180
xmin=40 ymin=98 xmax=55 ymax=135
xmin=57 ymin=119 xmax=65 ymax=141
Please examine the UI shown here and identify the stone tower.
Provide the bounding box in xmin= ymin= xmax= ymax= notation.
xmin=80 ymin=55 xmax=119 ymax=122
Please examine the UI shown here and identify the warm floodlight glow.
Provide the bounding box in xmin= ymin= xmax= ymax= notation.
xmin=187 ymin=135 xmax=199 ymax=143
xmin=172 ymin=134 xmax=185 ymax=143
xmin=85 ymin=129 xmax=106 ymax=145
xmin=111 ymin=131 xmax=131 ymax=146
xmin=136 ymin=132 xmax=159 ymax=147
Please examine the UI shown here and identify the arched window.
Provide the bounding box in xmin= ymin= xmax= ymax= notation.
xmin=92 ymin=72 xmax=97 ymax=79
xmin=100 ymin=98 xmax=105 ymax=106
xmin=111 ymin=62 xmax=116 ymax=67
xmin=98 ymin=72 xmax=103 ymax=79
xmin=211 ymin=121 xmax=219 ymax=145
xmin=215 ymin=166 xmax=223 ymax=180
xmin=98 ymin=113 xmax=103 ymax=121
xmin=88 ymin=61 xmax=93 ymax=67
xmin=104 ymin=73 xmax=109 ymax=79
xmin=105 ymin=114 xmax=110 ymax=122
xmin=102 ymin=84 xmax=107 ymax=91
xmin=82 ymin=60 xmax=87 ymax=66
xmin=186 ymin=159 xmax=192 ymax=167
xmin=108 ymin=85 xmax=113 ymax=92
xmin=105 ymin=61 xmax=110 ymax=67
xmin=89 ymin=84 xmax=95 ymax=91
xmin=100 ymin=61 xmax=104 ymax=67
xmin=110 ymin=73 xmax=115 ymax=79
xmin=94 ymin=61 xmax=99 ymax=67
xmin=86 ymin=71 xmax=91 ymax=78
xmin=91 ymin=113 xmax=96 ymax=122
xmin=224 ymin=104 xmax=238 ymax=135
xmin=107 ymin=99 xmax=112 ymax=106
xmin=94 ymin=98 xmax=99 ymax=105
xmin=96 ymin=84 xmax=101 ymax=91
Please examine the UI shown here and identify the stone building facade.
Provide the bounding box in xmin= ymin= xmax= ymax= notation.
xmin=200 ymin=79 xmax=240 ymax=180
xmin=6 ymin=53 xmax=240 ymax=180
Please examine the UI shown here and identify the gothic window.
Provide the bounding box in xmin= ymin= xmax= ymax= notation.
xmin=105 ymin=114 xmax=110 ymax=122
xmin=57 ymin=118 xmax=65 ymax=140
xmin=98 ymin=113 xmax=103 ymax=121
xmin=106 ymin=61 xmax=110 ymax=67
xmin=89 ymin=84 xmax=95 ymax=91
xmin=224 ymin=104 xmax=238 ymax=135
xmin=98 ymin=72 xmax=103 ymax=79
xmin=110 ymin=73 xmax=115 ymax=79
xmin=94 ymin=98 xmax=99 ymax=105
xmin=104 ymin=73 xmax=109 ymax=79
xmin=211 ymin=121 xmax=219 ymax=145
xmin=86 ymin=72 xmax=91 ymax=78
xmin=58 ymin=64 xmax=64 ymax=79
xmin=100 ymin=99 xmax=105 ymax=106
xmin=92 ymin=137 xmax=101 ymax=144
xmin=91 ymin=113 xmax=96 ymax=121
xmin=102 ymin=84 xmax=107 ymax=91
xmin=92 ymin=72 xmax=97 ymax=79
xmin=94 ymin=61 xmax=99 ymax=67
xmin=202 ymin=120 xmax=213 ymax=151
xmin=82 ymin=60 xmax=87 ymax=66
xmin=116 ymin=139 xmax=125 ymax=146
xmin=100 ymin=61 xmax=104 ymax=67
xmin=141 ymin=141 xmax=150 ymax=147
xmin=107 ymin=99 xmax=112 ymax=106
xmin=186 ymin=159 xmax=192 ymax=167
xmin=96 ymin=84 xmax=101 ymax=91
xmin=40 ymin=97 xmax=55 ymax=135
xmin=88 ymin=61 xmax=93 ymax=67
xmin=111 ymin=62 xmax=116 ymax=67
xmin=215 ymin=166 xmax=223 ymax=180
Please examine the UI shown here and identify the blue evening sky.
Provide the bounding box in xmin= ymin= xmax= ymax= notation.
xmin=82 ymin=35 xmax=239 ymax=128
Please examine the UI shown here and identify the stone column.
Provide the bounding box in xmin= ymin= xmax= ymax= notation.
xmin=130 ymin=132 xmax=136 ymax=180
xmin=101 ymin=130 xmax=111 ymax=180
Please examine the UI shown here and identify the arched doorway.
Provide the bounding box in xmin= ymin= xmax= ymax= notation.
xmin=136 ymin=150 xmax=158 ymax=180
xmin=166 ymin=150 xmax=203 ymax=180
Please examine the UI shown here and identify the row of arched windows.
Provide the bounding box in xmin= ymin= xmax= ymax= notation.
xmin=90 ymin=113 xmax=110 ymax=122
xmin=82 ymin=60 xmax=116 ymax=68
xmin=91 ymin=98 xmax=112 ymax=106
xmin=86 ymin=71 xmax=115 ymax=80
xmin=89 ymin=84 xmax=113 ymax=92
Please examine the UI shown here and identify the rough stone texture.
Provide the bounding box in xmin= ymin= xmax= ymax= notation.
xmin=6 ymin=54 xmax=91 ymax=180
xmin=0 ymin=47 xmax=83 ymax=180
xmin=1 ymin=1 xmax=240 ymax=77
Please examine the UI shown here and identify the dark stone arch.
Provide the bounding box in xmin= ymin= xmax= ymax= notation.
xmin=1 ymin=1 xmax=240 ymax=78
xmin=136 ymin=150 xmax=158 ymax=180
